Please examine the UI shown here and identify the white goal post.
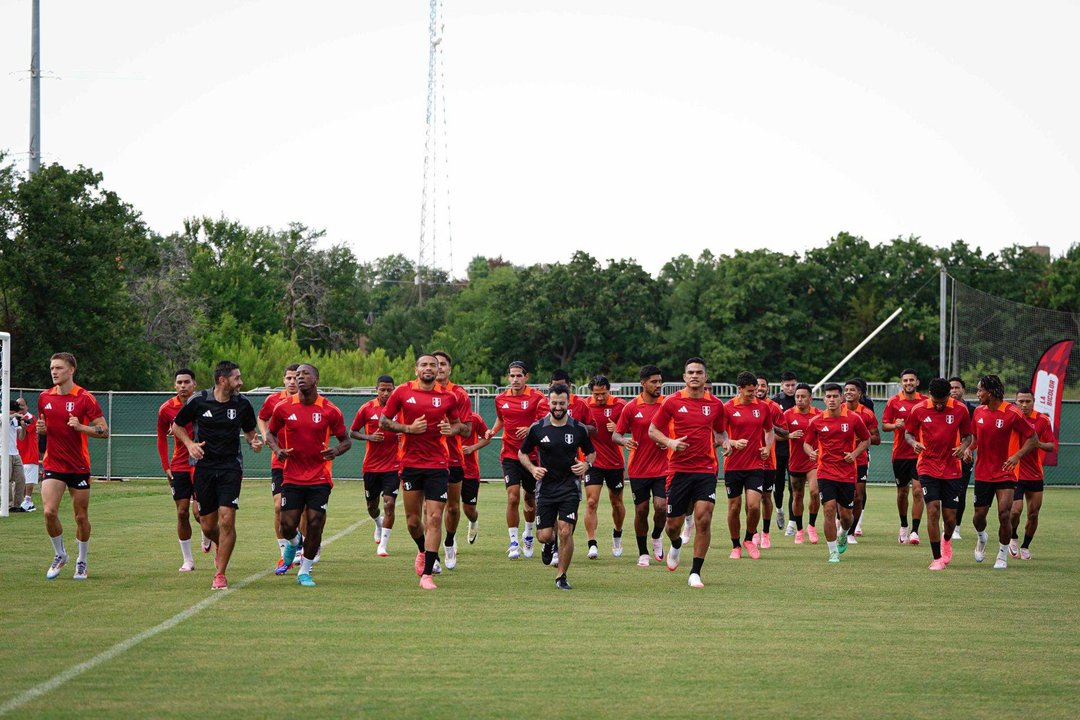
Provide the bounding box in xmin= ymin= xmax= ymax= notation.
xmin=1 ymin=331 xmax=10 ymax=518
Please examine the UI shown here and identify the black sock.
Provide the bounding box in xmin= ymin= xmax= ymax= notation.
xmin=588 ymin=539 xmax=598 ymax=549
xmin=861 ymin=493 xmax=868 ymax=510
xmin=671 ymin=536 xmax=682 ymax=549
xmin=931 ymin=541 xmax=941 ymax=560
xmin=1022 ymin=533 xmax=1034 ymax=549
xmin=423 ymin=550 xmax=438 ymax=575
xmin=744 ymin=531 xmax=754 ymax=543
xmin=899 ymin=514 xmax=908 ymax=527
xmin=809 ymin=513 xmax=818 ymax=527
xmin=636 ymin=535 xmax=648 ymax=555
xmin=794 ymin=514 xmax=804 ymax=530
xmin=731 ymin=537 xmax=740 ymax=549
xmin=761 ymin=517 xmax=770 ymax=534
xmin=691 ymin=557 xmax=704 ymax=575
xmin=413 ymin=535 xmax=425 ymax=552
xmin=1011 ymin=529 xmax=1019 ymax=540
xmin=651 ymin=523 xmax=663 ymax=539
xmin=445 ymin=531 xmax=456 ymax=547
xmin=912 ymin=518 xmax=921 ymax=533
xmin=556 ymin=573 xmax=566 ymax=582
xmin=612 ymin=529 xmax=622 ymax=539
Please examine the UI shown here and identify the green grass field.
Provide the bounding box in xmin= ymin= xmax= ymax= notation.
xmin=1 ymin=481 xmax=1078 ymax=719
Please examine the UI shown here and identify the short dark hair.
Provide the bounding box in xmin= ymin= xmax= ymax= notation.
xmin=9 ymin=400 xmax=21 ymax=412
xmin=550 ymin=369 xmax=572 ymax=383
xmin=50 ymin=352 xmax=77 ymax=370
xmin=851 ymin=377 xmax=868 ymax=396
xmin=900 ymin=368 xmax=918 ymax=379
xmin=285 ymin=364 xmax=300 ymax=373
xmin=978 ymin=374 xmax=1005 ymax=400
xmin=299 ymin=362 xmax=319 ymax=379
xmin=432 ymin=350 xmax=453 ymax=366
xmin=822 ymin=382 xmax=843 ymax=395
xmin=174 ymin=368 xmax=195 ymax=380
xmin=639 ymin=364 xmax=661 ymax=381
xmin=928 ymin=377 xmax=950 ymax=399
xmin=756 ymin=374 xmax=768 ymax=384
xmin=949 ymin=376 xmax=967 ymax=389
xmin=549 ymin=383 xmax=571 ymax=398
xmin=589 ymin=375 xmax=610 ymax=390
xmin=377 ymin=374 xmax=395 ymax=385
xmin=843 ymin=378 xmax=864 ymax=396
xmin=508 ymin=360 xmax=528 ymax=374
xmin=736 ymin=371 xmax=757 ymax=388
xmin=795 ymin=383 xmax=812 ymax=394
xmin=1016 ymin=386 xmax=1033 ymax=396
xmin=213 ymin=360 xmax=240 ymax=384
xmin=780 ymin=371 xmax=798 ymax=382
xmin=685 ymin=357 xmax=706 ymax=370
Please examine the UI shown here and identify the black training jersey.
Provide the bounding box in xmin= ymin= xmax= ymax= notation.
xmin=771 ymin=391 xmax=797 ymax=456
xmin=520 ymin=416 xmax=595 ymax=485
xmin=173 ymin=389 xmax=257 ymax=471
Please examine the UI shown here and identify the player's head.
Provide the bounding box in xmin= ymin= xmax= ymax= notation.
xmin=589 ymin=375 xmax=610 ymax=403
xmin=736 ymin=371 xmax=756 ymax=397
xmin=639 ymin=364 xmax=662 ymax=398
xmin=432 ymin=350 xmax=453 ymax=382
xmin=296 ymin=363 xmax=319 ymax=391
xmin=822 ymin=382 xmax=843 ymax=410
xmin=977 ymin=374 xmax=1005 ymax=404
xmin=928 ymin=377 xmax=951 ymax=410
xmin=282 ymin=364 xmax=300 ymax=394
xmin=214 ymin=361 xmax=242 ymax=395
xmin=550 ymin=369 xmax=572 ymax=388
xmin=1015 ymin=386 xmax=1034 ymax=414
xmin=173 ymin=368 xmax=196 ymax=398
xmin=49 ymin=352 xmax=77 ymax=386
xmin=780 ymin=371 xmax=798 ymax=397
xmin=948 ymin=376 xmax=966 ymax=401
xmin=843 ymin=378 xmax=862 ymax=404
xmin=899 ymin=368 xmax=919 ymax=394
xmin=8 ymin=400 xmax=21 ymax=413
xmin=376 ymin=374 xmax=395 ymax=402
xmin=794 ymin=382 xmax=812 ymax=409
xmin=683 ymin=357 xmax=707 ymax=389
xmin=507 ymin=361 xmax=529 ymax=390
xmin=415 ymin=354 xmax=438 ymax=384
xmin=548 ymin=383 xmax=571 ymax=419
xmin=755 ymin=375 xmax=769 ymax=399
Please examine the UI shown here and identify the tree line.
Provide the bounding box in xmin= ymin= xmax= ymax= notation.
xmin=2 ymin=156 xmax=1078 ymax=391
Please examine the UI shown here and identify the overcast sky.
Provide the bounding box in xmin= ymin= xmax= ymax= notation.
xmin=2 ymin=1 xmax=1078 ymax=276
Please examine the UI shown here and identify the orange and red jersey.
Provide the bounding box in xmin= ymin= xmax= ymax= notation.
xmin=760 ymin=398 xmax=786 ymax=471
xmin=882 ymin=392 xmax=926 ymax=461
xmin=1017 ymin=411 xmax=1055 ymax=481
xmin=438 ymin=381 xmax=472 ymax=468
xmin=650 ymin=390 xmax=726 ymax=476
xmin=493 ymin=387 xmax=547 ymax=462
xmin=462 ymin=412 xmax=489 ymax=481
xmin=907 ymin=398 xmax=972 ymax=480
xmin=802 ymin=408 xmax=869 ymax=483
xmin=615 ymin=394 xmax=668 ymax=478
xmin=848 ymin=403 xmax=879 ymax=467
xmin=352 ymin=398 xmax=400 ymax=474
xmin=383 ymin=381 xmax=460 ymax=469
xmin=972 ymin=402 xmax=1034 ymax=482
xmin=586 ymin=395 xmax=626 ymax=470
xmin=17 ymin=411 xmax=39 ymax=465
xmin=157 ymin=396 xmax=193 ymax=473
xmin=268 ymin=394 xmax=346 ymax=486
xmin=563 ymin=394 xmax=591 ymax=426
xmin=783 ymin=406 xmax=821 ymax=474
xmin=37 ymin=385 xmax=104 ymax=475
xmin=259 ymin=390 xmax=295 ymax=471
xmin=722 ymin=397 xmax=773 ymax=473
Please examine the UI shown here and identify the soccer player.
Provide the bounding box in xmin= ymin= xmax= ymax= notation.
xmin=882 ymin=369 xmax=925 ymax=544
xmin=648 ymin=357 xmax=729 ymax=589
xmin=783 ymin=384 xmax=821 ymax=544
xmin=172 ymin=360 xmax=262 ymax=590
xmin=584 ymin=375 xmax=627 ymax=559
xmin=949 ymin=377 xmax=978 ymax=538
xmin=772 ymin=372 xmax=798 ymax=534
xmin=351 ymin=375 xmax=399 ymax=557
xmin=964 ymin=375 xmax=1037 ymax=570
xmin=905 ymin=378 xmax=974 ymax=570
xmin=379 ymin=354 xmax=465 ymax=590
xmin=754 ymin=375 xmax=788 ymax=549
xmin=433 ymin=351 xmax=473 ymax=570
xmin=268 ymin=364 xmax=351 ymax=587
xmin=722 ymin=372 xmax=772 ymax=560
xmin=1009 ymin=387 xmax=1055 ymax=560
xmin=257 ymin=364 xmax=300 ymax=573
xmin=156 ymin=368 xmax=204 ymax=571
xmin=844 ymin=379 xmax=881 ymax=542
xmin=461 ymin=409 xmax=492 ymax=545
xmin=37 ymin=352 xmax=109 ymax=580
xmin=613 ymin=365 xmax=668 ymax=567
xmin=15 ymin=397 xmax=39 ymax=512
xmin=486 ymin=361 xmax=547 ymax=560
xmin=802 ymin=383 xmax=870 ymax=563
xmin=549 ymin=369 xmax=594 ymax=427
xmin=519 ymin=384 xmax=596 ymax=590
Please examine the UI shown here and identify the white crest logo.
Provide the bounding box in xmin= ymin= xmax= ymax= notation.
xmin=432 ymin=397 xmax=442 ymax=408
xmin=521 ymin=401 xmax=529 ymax=409
xmin=841 ymin=423 xmax=849 ymax=432
xmin=565 ymin=434 xmax=575 ymax=444
xmin=752 ymin=409 xmax=760 ymax=418
xmin=312 ymin=412 xmax=322 ymax=423
xmin=65 ymin=402 xmax=75 ymax=412
xmin=703 ymin=406 xmax=711 ymax=416
xmin=946 ymin=415 xmax=955 ymax=425
xmin=995 ymin=418 xmax=1005 ymax=429
xmin=227 ymin=409 xmax=237 ymax=420
xmin=604 ymin=409 xmax=611 ymax=417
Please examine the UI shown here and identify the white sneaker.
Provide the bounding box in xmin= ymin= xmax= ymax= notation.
xmin=445 ymin=542 xmax=457 ymax=570
xmin=20 ymin=498 xmax=36 ymax=512
xmin=974 ymin=533 xmax=987 ymax=562
xmin=637 ymin=554 xmax=649 ymax=567
xmin=46 ymin=553 xmax=69 ymax=580
xmin=73 ymin=561 xmax=88 ymax=580
xmin=908 ymin=531 xmax=920 ymax=545
xmin=899 ymin=527 xmax=910 ymax=545
xmin=775 ymin=508 xmax=785 ymax=530
xmin=522 ymin=535 xmax=534 ymax=559
xmin=587 ymin=544 xmax=599 ymax=560
xmin=467 ymin=520 xmax=479 ymax=544
xmin=651 ymin=537 xmax=664 ymax=562
xmin=179 ymin=560 xmax=195 ymax=572
xmin=951 ymin=527 xmax=961 ymax=540
xmin=550 ymin=550 xmax=560 ymax=566
xmin=688 ymin=572 xmax=704 ymax=588
xmin=376 ymin=543 xmax=390 ymax=557
xmin=1008 ymin=540 xmax=1019 ymax=558
xmin=666 ymin=545 xmax=681 ymax=571
xmin=680 ymin=517 xmax=693 ymax=544
xmin=612 ymin=536 xmax=623 ymax=558
xmin=784 ymin=520 xmax=796 ymax=537
xmin=507 ymin=541 xmax=521 ymax=560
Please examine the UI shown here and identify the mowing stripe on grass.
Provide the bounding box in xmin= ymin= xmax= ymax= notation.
xmin=0 ymin=518 xmax=369 ymax=717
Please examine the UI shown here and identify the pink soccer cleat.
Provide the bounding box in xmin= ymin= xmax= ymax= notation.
xmin=807 ymin=526 xmax=819 ymax=545
xmin=742 ymin=540 xmax=761 ymax=560
xmin=211 ymin=572 xmax=228 ymax=590
xmin=760 ymin=533 xmax=772 ymax=550
xmin=928 ymin=558 xmax=947 ymax=571
xmin=794 ymin=530 xmax=805 ymax=545
xmin=729 ymin=547 xmax=742 ymax=560
xmin=414 ymin=551 xmax=425 ymax=577
xmin=942 ymin=539 xmax=953 ymax=565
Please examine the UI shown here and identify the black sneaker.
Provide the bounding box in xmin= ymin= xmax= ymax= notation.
xmin=541 ymin=542 xmax=554 ymax=566
xmin=555 ymin=575 xmax=572 ymax=590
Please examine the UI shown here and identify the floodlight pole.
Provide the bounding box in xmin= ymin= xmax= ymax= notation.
xmin=29 ymin=0 xmax=41 ymax=175
xmin=939 ymin=266 xmax=947 ymax=378
xmin=1 ymin=331 xmax=10 ymax=518
xmin=813 ymin=307 xmax=904 ymax=394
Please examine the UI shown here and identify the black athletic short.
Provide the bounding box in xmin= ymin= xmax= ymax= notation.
xmin=363 ymin=471 xmax=400 ymax=500
xmin=462 ymin=478 xmax=480 ymax=505
xmin=502 ymin=459 xmax=536 ymax=495
xmin=762 ymin=469 xmax=777 ymax=493
xmin=893 ymin=459 xmax=919 ymax=487
xmin=630 ymin=476 xmax=666 ymax=505
xmin=400 ymin=467 xmax=450 ymax=502
xmin=271 ymin=467 xmax=284 ymax=496
xmin=170 ymin=471 xmax=194 ymax=501
xmin=818 ymin=478 xmax=855 ymax=508
xmin=974 ymin=480 xmax=1015 ymax=508
xmin=448 ymin=466 xmax=465 ymax=484
xmin=919 ymin=475 xmax=964 ymax=510
xmin=281 ymin=482 xmax=332 ymax=514
xmin=666 ymin=473 xmax=717 ymax=518
xmin=856 ymin=464 xmax=868 ymax=483
xmin=585 ymin=467 xmax=624 ymax=491
xmin=1014 ymin=480 xmax=1044 ymax=500
xmin=193 ymin=466 xmax=242 ymax=514
xmin=724 ymin=469 xmax=764 ymax=499
xmin=536 ymin=484 xmax=581 ymax=529
xmin=43 ymin=470 xmax=91 ymax=490
xmin=788 ymin=470 xmax=809 ymax=484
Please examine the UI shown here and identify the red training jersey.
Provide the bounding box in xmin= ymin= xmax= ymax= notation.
xmin=383 ymin=381 xmax=460 ymax=470
xmin=352 ymin=398 xmax=400 ymax=474
xmin=38 ymin=385 xmax=104 ymax=475
xmin=1017 ymin=411 xmax=1054 ymax=481
xmin=722 ymin=397 xmax=773 ymax=473
xmin=268 ymin=394 xmax=347 ymax=486
xmin=17 ymin=412 xmax=39 ymax=465
xmin=259 ymin=390 xmax=295 ymax=470
xmin=493 ymin=387 xmax=547 ymax=462
xmin=907 ymin=398 xmax=972 ymax=480
xmin=439 ymin=381 xmax=472 ymax=468
xmin=783 ymin=406 xmax=821 ymax=474
xmin=157 ymin=396 xmax=193 ymax=473
xmin=972 ymin=402 xmax=1033 ymax=482
xmin=650 ymin=390 xmax=727 ymax=476
xmin=882 ymin=392 xmax=925 ymax=460
xmin=462 ymin=412 xmax=489 ymax=481
xmin=802 ymin=408 xmax=869 ymax=483
xmin=615 ymin=394 xmax=668 ymax=479
xmin=586 ymin=395 xmax=626 ymax=470
xmin=848 ymin=403 xmax=879 ymax=466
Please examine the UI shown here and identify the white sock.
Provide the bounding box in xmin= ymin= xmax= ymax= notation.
xmin=508 ymin=527 xmax=519 ymax=544
xmin=525 ymin=521 xmax=535 ymax=538
xmin=380 ymin=527 xmax=392 ymax=545
xmin=201 ymin=531 xmax=211 ymax=546
xmin=998 ymin=544 xmax=1009 ymax=557
xmin=978 ymin=531 xmax=989 ymax=543
xmin=469 ymin=519 xmax=477 ymax=528
xmin=300 ymin=555 xmax=314 ymax=575
xmin=278 ymin=538 xmax=288 ymax=557
xmin=77 ymin=540 xmax=89 ymax=563
xmin=376 ymin=515 xmax=384 ymax=531
xmin=827 ymin=540 xmax=838 ymax=553
xmin=51 ymin=534 xmax=65 ymax=556
xmin=180 ymin=539 xmax=194 ymax=563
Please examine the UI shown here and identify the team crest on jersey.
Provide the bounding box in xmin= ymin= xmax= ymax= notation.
xmin=432 ymin=397 xmax=442 ymax=408
xmin=565 ymin=433 xmax=575 ymax=444
xmin=66 ymin=402 xmax=75 ymax=412
xmin=312 ymin=412 xmax=322 ymax=423
xmin=703 ymin=406 xmax=711 ymax=416
xmin=604 ymin=409 xmax=611 ymax=417
xmin=946 ymin=415 xmax=955 ymax=424
xmin=752 ymin=409 xmax=760 ymax=418
xmin=995 ymin=418 xmax=1004 ymax=429
xmin=521 ymin=400 xmax=530 ymax=409
xmin=841 ymin=423 xmax=849 ymax=432
xmin=227 ymin=409 xmax=237 ymax=419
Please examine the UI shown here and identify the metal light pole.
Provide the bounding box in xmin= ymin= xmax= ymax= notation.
xmin=29 ymin=0 xmax=42 ymax=174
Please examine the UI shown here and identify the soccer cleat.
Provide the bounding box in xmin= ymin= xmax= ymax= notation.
xmin=587 ymin=544 xmax=599 ymax=560
xmin=46 ymin=553 xmax=69 ymax=580
xmin=928 ymin=558 xmax=947 ymax=571
xmin=854 ymin=519 xmax=863 ymax=536
xmin=377 ymin=544 xmax=390 ymax=557
xmin=507 ymin=541 xmax=521 ymax=560
xmin=784 ymin=520 xmax=796 ymax=537
xmin=828 ymin=550 xmax=840 ymax=563
xmin=179 ymin=560 xmax=196 ymax=572
xmin=274 ymin=557 xmax=290 ymax=576
xmin=847 ymin=535 xmax=858 ymax=545
xmin=612 ymin=536 xmax=623 ymax=558
xmin=297 ymin=573 xmax=316 ymax=587
xmin=1020 ymin=548 xmax=1032 ymax=560
xmin=1009 ymin=540 xmax=1019 ymax=558
xmin=909 ymin=531 xmax=921 ymax=545
xmin=637 ymin=554 xmax=650 ymax=567
xmin=522 ymin=535 xmax=535 ymax=559
xmin=951 ymin=527 xmax=961 ymax=540
xmin=445 ymin=543 xmax=457 ymax=570
xmin=775 ymin=508 xmax=785 ymax=530
xmin=794 ymin=529 xmax=805 ymax=545
xmin=667 ymin=545 xmax=681 ymax=571
xmin=555 ymin=576 xmax=572 ymax=590
xmin=281 ymin=541 xmax=298 ymax=569
xmin=742 ymin=540 xmax=761 ymax=560
xmin=680 ymin=517 xmax=693 ymax=545
xmin=688 ymin=573 xmax=704 ymax=588
xmin=760 ymin=533 xmax=772 ymax=550
xmin=752 ymin=532 xmax=761 ymax=545
xmin=728 ymin=547 xmax=742 ymax=560
xmin=73 ymin=561 xmax=88 ymax=580
xmin=433 ymin=558 xmax=442 ymax=575
xmin=550 ymin=550 xmax=559 ymax=567
xmin=415 ymin=551 xmax=425 ymax=576
xmin=974 ymin=534 xmax=987 ymax=563
xmin=807 ymin=526 xmax=819 ymax=545
xmin=898 ymin=527 xmax=910 ymax=545
xmin=419 ymin=574 xmax=437 ymax=590
xmin=541 ymin=543 xmax=554 ymax=567
xmin=211 ymin=572 xmax=228 ymax=590
xmin=202 ymin=537 xmax=213 ymax=554
xmin=467 ymin=520 xmax=479 ymax=544
xmin=993 ymin=556 xmax=1008 ymax=570
xmin=652 ymin=537 xmax=664 ymax=562
xmin=837 ymin=531 xmax=848 ymax=554
xmin=942 ymin=539 xmax=953 ymax=565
